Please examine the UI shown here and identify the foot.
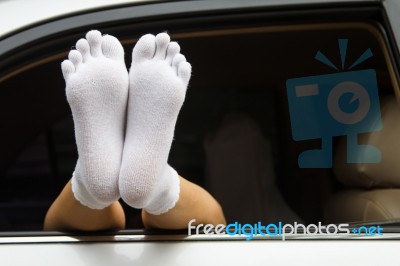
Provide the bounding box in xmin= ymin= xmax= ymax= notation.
xmin=61 ymin=30 xmax=129 ymax=209
xmin=119 ymin=32 xmax=191 ymax=215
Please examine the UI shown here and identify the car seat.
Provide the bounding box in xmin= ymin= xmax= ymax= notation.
xmin=204 ymin=113 xmax=301 ymax=224
xmin=324 ymin=96 xmax=400 ymax=223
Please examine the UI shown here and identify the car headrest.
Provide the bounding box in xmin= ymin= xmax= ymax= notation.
xmin=334 ymin=96 xmax=400 ymax=188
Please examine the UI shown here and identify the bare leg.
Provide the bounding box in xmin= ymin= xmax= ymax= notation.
xmin=44 ymin=176 xmax=225 ymax=231
xmin=44 ymin=180 xmax=125 ymax=231
xmin=44 ymin=176 xmax=224 ymax=231
xmin=142 ymin=176 xmax=226 ymax=229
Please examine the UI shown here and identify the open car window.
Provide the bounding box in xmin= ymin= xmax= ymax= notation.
xmin=0 ymin=1 xmax=400 ymax=237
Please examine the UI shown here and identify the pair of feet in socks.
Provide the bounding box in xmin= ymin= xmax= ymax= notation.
xmin=61 ymin=30 xmax=191 ymax=214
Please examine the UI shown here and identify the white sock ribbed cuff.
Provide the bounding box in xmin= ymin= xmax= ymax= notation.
xmin=144 ymin=166 xmax=180 ymax=215
xmin=71 ymin=172 xmax=111 ymax=209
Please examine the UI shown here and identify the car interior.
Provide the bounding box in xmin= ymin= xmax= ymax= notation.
xmin=0 ymin=4 xmax=399 ymax=232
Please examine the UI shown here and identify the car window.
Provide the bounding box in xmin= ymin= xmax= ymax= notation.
xmin=0 ymin=3 xmax=399 ymax=233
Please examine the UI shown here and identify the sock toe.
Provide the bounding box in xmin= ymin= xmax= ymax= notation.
xmin=86 ymin=30 xmax=103 ymax=57
xmin=166 ymin=42 xmax=180 ymax=65
xmin=172 ymin=54 xmax=186 ymax=75
xmin=178 ymin=61 xmax=192 ymax=86
xmin=131 ymin=34 xmax=156 ymax=64
xmin=68 ymin=50 xmax=83 ymax=67
xmin=101 ymin=34 xmax=124 ymax=61
xmin=76 ymin=39 xmax=91 ymax=62
xmin=154 ymin=32 xmax=170 ymax=60
xmin=61 ymin=60 xmax=75 ymax=79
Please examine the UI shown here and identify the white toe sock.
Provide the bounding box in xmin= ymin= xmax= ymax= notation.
xmin=61 ymin=30 xmax=129 ymax=209
xmin=119 ymin=33 xmax=192 ymax=214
